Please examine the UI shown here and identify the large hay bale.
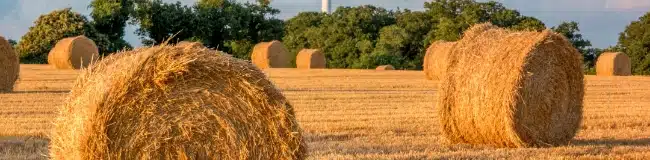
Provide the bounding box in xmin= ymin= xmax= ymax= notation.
xmin=0 ymin=36 xmax=19 ymax=92
xmin=423 ymin=41 xmax=455 ymax=80
xmin=47 ymin=36 xmax=99 ymax=69
xmin=251 ymin=40 xmax=291 ymax=69
xmin=375 ymin=65 xmax=395 ymax=70
xmin=438 ymin=23 xmax=584 ymax=148
xmin=50 ymin=44 xmax=307 ymax=159
xmin=296 ymin=49 xmax=326 ymax=69
xmin=596 ymin=52 xmax=632 ymax=76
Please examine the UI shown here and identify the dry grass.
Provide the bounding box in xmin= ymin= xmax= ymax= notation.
xmin=1 ymin=65 xmax=650 ymax=159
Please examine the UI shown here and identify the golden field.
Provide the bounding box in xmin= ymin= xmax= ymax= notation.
xmin=1 ymin=64 xmax=649 ymax=159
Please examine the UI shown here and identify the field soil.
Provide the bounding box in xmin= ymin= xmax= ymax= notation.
xmin=1 ymin=64 xmax=649 ymax=159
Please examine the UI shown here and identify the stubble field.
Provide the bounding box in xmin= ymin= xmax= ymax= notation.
xmin=1 ymin=64 xmax=649 ymax=159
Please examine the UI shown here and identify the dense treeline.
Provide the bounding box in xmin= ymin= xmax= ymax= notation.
xmin=283 ymin=0 xmax=550 ymax=69
xmin=10 ymin=0 xmax=650 ymax=74
xmin=15 ymin=0 xmax=281 ymax=63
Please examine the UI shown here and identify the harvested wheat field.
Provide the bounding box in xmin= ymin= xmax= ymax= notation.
xmin=1 ymin=64 xmax=650 ymax=159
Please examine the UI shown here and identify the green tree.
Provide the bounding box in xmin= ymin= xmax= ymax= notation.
xmin=194 ymin=0 xmax=284 ymax=59
xmin=374 ymin=25 xmax=409 ymax=55
xmin=616 ymin=12 xmax=650 ymax=75
xmin=584 ymin=48 xmax=604 ymax=74
xmin=131 ymin=0 xmax=282 ymax=59
xmin=511 ymin=16 xmax=546 ymax=31
xmin=552 ymin=21 xmax=595 ymax=68
xmin=16 ymin=8 xmax=109 ymax=64
xmin=192 ymin=0 xmax=237 ymax=49
xmin=370 ymin=25 xmax=410 ymax=69
xmin=284 ymin=5 xmax=396 ymax=68
xmin=369 ymin=0 xmax=545 ymax=70
xmin=283 ymin=12 xmax=326 ymax=59
xmin=352 ymin=50 xmax=403 ymax=69
xmin=8 ymin=39 xmax=17 ymax=48
xmin=552 ymin=21 xmax=592 ymax=53
xmin=132 ymin=0 xmax=195 ymax=45
xmin=225 ymin=40 xmax=255 ymax=59
xmin=390 ymin=10 xmax=436 ymax=69
xmin=424 ymin=0 xmax=545 ymax=41
xmin=89 ymin=0 xmax=134 ymax=53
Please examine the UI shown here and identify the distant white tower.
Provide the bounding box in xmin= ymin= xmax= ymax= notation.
xmin=322 ymin=0 xmax=331 ymax=13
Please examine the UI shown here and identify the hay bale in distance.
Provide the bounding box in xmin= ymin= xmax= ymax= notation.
xmin=47 ymin=36 xmax=99 ymax=69
xmin=376 ymin=65 xmax=395 ymax=70
xmin=251 ymin=40 xmax=291 ymax=69
xmin=596 ymin=52 xmax=632 ymax=76
xmin=0 ymin=36 xmax=19 ymax=92
xmin=438 ymin=23 xmax=584 ymax=148
xmin=50 ymin=44 xmax=307 ymax=159
xmin=423 ymin=41 xmax=455 ymax=80
xmin=177 ymin=41 xmax=204 ymax=48
xmin=296 ymin=49 xmax=326 ymax=69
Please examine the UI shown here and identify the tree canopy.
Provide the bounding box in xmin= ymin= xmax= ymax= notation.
xmin=616 ymin=12 xmax=650 ymax=75
xmin=16 ymin=8 xmax=109 ymax=64
xmin=552 ymin=21 xmax=597 ymax=69
xmin=130 ymin=0 xmax=283 ymax=59
xmin=7 ymin=39 xmax=17 ymax=48
xmin=284 ymin=0 xmax=547 ymax=70
xmin=15 ymin=0 xmax=611 ymax=73
xmin=89 ymin=0 xmax=134 ymax=53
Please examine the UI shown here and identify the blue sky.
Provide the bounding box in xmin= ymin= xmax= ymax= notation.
xmin=1 ymin=0 xmax=649 ymax=48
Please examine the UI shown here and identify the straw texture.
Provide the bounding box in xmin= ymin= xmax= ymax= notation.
xmin=437 ymin=23 xmax=585 ymax=148
xmin=296 ymin=49 xmax=326 ymax=69
xmin=423 ymin=41 xmax=455 ymax=80
xmin=251 ymin=40 xmax=291 ymax=69
xmin=0 ymin=36 xmax=19 ymax=92
xmin=177 ymin=41 xmax=205 ymax=49
xmin=375 ymin=65 xmax=395 ymax=70
xmin=596 ymin=52 xmax=632 ymax=76
xmin=47 ymin=36 xmax=99 ymax=69
xmin=50 ymin=44 xmax=307 ymax=159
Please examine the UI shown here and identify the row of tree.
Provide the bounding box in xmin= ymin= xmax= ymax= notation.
xmin=9 ymin=0 xmax=650 ymax=74
xmin=14 ymin=0 xmax=282 ymax=63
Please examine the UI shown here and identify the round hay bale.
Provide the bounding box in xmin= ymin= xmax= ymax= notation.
xmin=437 ymin=23 xmax=584 ymax=148
xmin=296 ymin=49 xmax=326 ymax=69
xmin=0 ymin=36 xmax=19 ymax=92
xmin=462 ymin=23 xmax=498 ymax=39
xmin=375 ymin=65 xmax=395 ymax=70
xmin=50 ymin=45 xmax=307 ymax=159
xmin=423 ymin=41 xmax=455 ymax=80
xmin=596 ymin=52 xmax=632 ymax=76
xmin=177 ymin=41 xmax=205 ymax=49
xmin=251 ymin=40 xmax=291 ymax=69
xmin=47 ymin=36 xmax=100 ymax=69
